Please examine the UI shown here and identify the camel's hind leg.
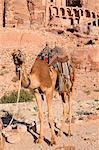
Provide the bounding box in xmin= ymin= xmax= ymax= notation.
xmin=59 ymin=92 xmax=72 ymax=136
xmin=35 ymin=89 xmax=44 ymax=143
xmin=59 ymin=92 xmax=69 ymax=136
xmin=67 ymin=93 xmax=72 ymax=136
xmin=46 ymin=87 xmax=56 ymax=145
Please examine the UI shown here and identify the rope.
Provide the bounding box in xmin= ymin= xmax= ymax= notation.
xmin=6 ymin=68 xmax=22 ymax=127
xmin=7 ymin=33 xmax=25 ymax=126
xmin=7 ymin=32 xmax=28 ymax=127
xmin=0 ymin=69 xmax=22 ymax=141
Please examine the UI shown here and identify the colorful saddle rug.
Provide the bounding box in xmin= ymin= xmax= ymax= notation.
xmin=36 ymin=44 xmax=66 ymax=64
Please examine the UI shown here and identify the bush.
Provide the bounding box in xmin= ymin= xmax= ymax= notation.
xmin=0 ymin=89 xmax=34 ymax=104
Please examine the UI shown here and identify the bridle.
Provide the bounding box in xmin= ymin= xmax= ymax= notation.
xmin=12 ymin=50 xmax=31 ymax=88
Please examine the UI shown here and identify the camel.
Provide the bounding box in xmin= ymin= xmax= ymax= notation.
xmin=12 ymin=50 xmax=57 ymax=145
xmin=12 ymin=49 xmax=74 ymax=145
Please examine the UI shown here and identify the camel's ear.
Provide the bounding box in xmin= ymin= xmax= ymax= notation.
xmin=12 ymin=50 xmax=16 ymax=57
xmin=12 ymin=52 xmax=14 ymax=57
xmin=12 ymin=49 xmax=19 ymax=56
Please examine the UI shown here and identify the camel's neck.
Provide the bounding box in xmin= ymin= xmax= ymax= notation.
xmin=17 ymin=65 xmax=30 ymax=88
xmin=21 ymin=72 xmax=30 ymax=88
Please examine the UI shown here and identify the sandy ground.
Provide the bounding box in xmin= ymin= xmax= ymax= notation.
xmin=0 ymin=94 xmax=99 ymax=150
xmin=0 ymin=27 xmax=99 ymax=150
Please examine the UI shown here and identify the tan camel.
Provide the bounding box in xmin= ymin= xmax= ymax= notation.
xmin=12 ymin=50 xmax=57 ymax=145
xmin=12 ymin=50 xmax=74 ymax=144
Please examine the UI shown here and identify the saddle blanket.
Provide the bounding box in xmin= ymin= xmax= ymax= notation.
xmin=36 ymin=44 xmax=74 ymax=93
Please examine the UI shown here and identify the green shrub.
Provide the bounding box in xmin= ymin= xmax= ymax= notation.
xmin=0 ymin=89 xmax=34 ymax=104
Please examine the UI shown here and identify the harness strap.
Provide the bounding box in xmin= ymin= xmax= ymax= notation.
xmin=24 ymin=77 xmax=31 ymax=88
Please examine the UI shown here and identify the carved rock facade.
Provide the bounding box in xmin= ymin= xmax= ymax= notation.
xmin=0 ymin=0 xmax=99 ymax=28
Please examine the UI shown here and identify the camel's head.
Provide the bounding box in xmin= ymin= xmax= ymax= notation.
xmin=12 ymin=49 xmax=24 ymax=66
xmin=12 ymin=50 xmax=25 ymax=79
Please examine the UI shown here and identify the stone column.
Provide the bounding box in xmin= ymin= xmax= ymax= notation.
xmin=95 ymin=18 xmax=98 ymax=27
xmin=62 ymin=0 xmax=66 ymax=7
xmin=82 ymin=0 xmax=88 ymax=7
xmin=42 ymin=0 xmax=46 ymax=6
xmin=5 ymin=0 xmax=15 ymax=27
xmin=95 ymin=19 xmax=98 ymax=26
xmin=0 ymin=0 xmax=4 ymax=27
xmin=45 ymin=2 xmax=50 ymax=26
xmin=55 ymin=0 xmax=62 ymax=6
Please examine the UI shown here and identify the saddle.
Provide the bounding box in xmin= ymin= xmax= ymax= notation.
xmin=37 ymin=45 xmax=75 ymax=93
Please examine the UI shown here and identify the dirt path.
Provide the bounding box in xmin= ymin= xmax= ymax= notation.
xmin=4 ymin=120 xmax=99 ymax=150
xmin=0 ymin=97 xmax=99 ymax=150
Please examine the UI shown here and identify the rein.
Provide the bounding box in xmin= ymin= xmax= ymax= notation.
xmin=0 ymin=66 xmax=22 ymax=140
xmin=6 ymin=67 xmax=22 ymax=127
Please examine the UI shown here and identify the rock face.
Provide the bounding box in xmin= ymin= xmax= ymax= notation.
xmin=84 ymin=0 xmax=99 ymax=13
xmin=5 ymin=0 xmax=30 ymax=28
xmin=72 ymin=47 xmax=99 ymax=71
xmin=0 ymin=0 xmax=99 ymax=28
xmin=0 ymin=0 xmax=4 ymax=27
xmin=0 ymin=0 xmax=46 ymax=28
xmin=5 ymin=0 xmax=15 ymax=27
xmin=0 ymin=1 xmax=99 ymax=100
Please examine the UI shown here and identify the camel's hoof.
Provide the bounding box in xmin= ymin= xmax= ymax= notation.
xmin=36 ymin=138 xmax=43 ymax=144
xmin=68 ymin=130 xmax=72 ymax=137
xmin=50 ymin=137 xmax=57 ymax=146
xmin=57 ymin=131 xmax=62 ymax=137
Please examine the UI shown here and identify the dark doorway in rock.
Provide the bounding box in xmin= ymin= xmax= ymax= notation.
xmin=98 ymin=19 xmax=99 ymax=26
xmin=66 ymin=0 xmax=82 ymax=7
xmin=3 ymin=0 xmax=6 ymax=27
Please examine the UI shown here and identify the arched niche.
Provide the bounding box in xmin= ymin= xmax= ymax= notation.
xmin=67 ymin=8 xmax=72 ymax=16
xmin=93 ymin=21 xmax=96 ymax=26
xmin=98 ymin=19 xmax=99 ymax=26
xmin=70 ymin=18 xmax=74 ymax=25
xmin=73 ymin=9 xmax=79 ymax=17
xmin=60 ymin=8 xmax=65 ymax=16
xmin=52 ymin=7 xmax=58 ymax=16
xmin=79 ymin=9 xmax=83 ymax=16
xmin=92 ymin=12 xmax=96 ymax=18
xmin=49 ymin=7 xmax=52 ymax=20
xmin=85 ymin=10 xmax=91 ymax=18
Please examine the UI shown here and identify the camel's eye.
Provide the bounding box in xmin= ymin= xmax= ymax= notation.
xmin=15 ymin=58 xmax=17 ymax=61
xmin=18 ymin=53 xmax=21 ymax=58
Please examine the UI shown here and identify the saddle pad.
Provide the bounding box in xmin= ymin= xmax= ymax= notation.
xmin=37 ymin=44 xmax=64 ymax=64
xmin=37 ymin=45 xmax=74 ymax=93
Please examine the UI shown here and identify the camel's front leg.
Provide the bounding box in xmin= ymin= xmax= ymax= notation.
xmin=35 ymin=90 xmax=44 ymax=143
xmin=46 ymin=87 xmax=56 ymax=145
xmin=49 ymin=66 xmax=57 ymax=91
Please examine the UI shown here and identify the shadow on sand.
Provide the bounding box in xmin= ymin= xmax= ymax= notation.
xmin=1 ymin=110 xmax=53 ymax=145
